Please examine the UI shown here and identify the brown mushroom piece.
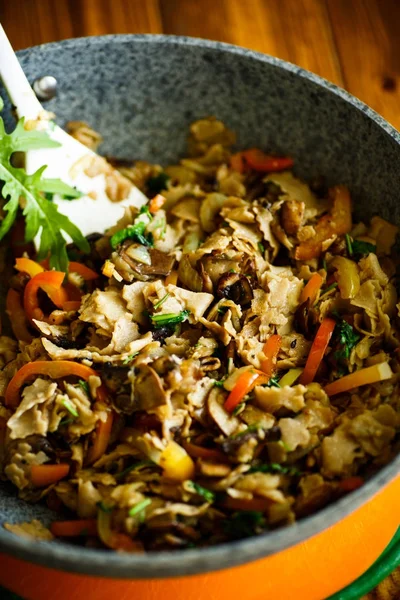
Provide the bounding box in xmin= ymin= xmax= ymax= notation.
xmin=120 ymin=241 xmax=175 ymax=280
xmin=207 ymin=387 xmax=240 ymax=436
xmin=216 ymin=272 xmax=253 ymax=307
xmin=132 ymin=364 xmax=168 ymax=411
xmin=281 ymin=200 xmax=305 ymax=236
xmin=200 ymin=256 xmax=241 ymax=286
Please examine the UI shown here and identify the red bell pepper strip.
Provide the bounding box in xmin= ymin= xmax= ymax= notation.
xmin=230 ymin=148 xmax=294 ymax=173
xmin=5 ymin=360 xmax=108 ymax=408
xmin=51 ymin=519 xmax=98 ymax=537
xmin=85 ymin=411 xmax=114 ymax=466
xmin=300 ymin=273 xmax=324 ymax=305
xmin=23 ymin=271 xmax=68 ymax=324
xmin=6 ymin=288 xmax=32 ymax=343
xmin=299 ymin=318 xmax=336 ymax=385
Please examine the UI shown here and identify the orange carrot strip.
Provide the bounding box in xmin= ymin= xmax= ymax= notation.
xmin=149 ymin=194 xmax=166 ymax=214
xmin=300 ymin=273 xmax=324 ymax=305
xmin=224 ymin=370 xmax=268 ymax=413
xmin=31 ymin=464 xmax=70 ymax=487
xmin=261 ymin=334 xmax=282 ymax=380
xmin=299 ymin=318 xmax=336 ymax=385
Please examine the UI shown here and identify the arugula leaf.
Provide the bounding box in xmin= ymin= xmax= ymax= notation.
xmin=0 ymin=114 xmax=89 ymax=271
xmin=352 ymin=239 xmax=377 ymax=258
xmin=188 ymin=481 xmax=215 ymax=503
xmin=334 ymin=319 xmax=360 ymax=361
xmin=248 ymin=463 xmax=301 ymax=476
xmin=147 ymin=172 xmax=170 ymax=194
xmin=223 ymin=511 xmax=265 ymax=540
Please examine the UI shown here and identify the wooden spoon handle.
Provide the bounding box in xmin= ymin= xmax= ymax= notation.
xmin=0 ymin=23 xmax=43 ymax=119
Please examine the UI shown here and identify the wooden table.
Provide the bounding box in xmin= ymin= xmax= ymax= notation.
xmin=0 ymin=1 xmax=399 ymax=598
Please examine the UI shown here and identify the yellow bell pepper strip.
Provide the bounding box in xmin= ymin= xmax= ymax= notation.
xmin=6 ymin=288 xmax=32 ymax=343
xmin=97 ymin=506 xmax=142 ymax=552
xmin=279 ymin=368 xmax=304 ymax=387
xmin=51 ymin=519 xmax=98 ymax=537
xmin=31 ymin=463 xmax=70 ymax=487
xmin=14 ymin=257 xmax=44 ymax=278
xmin=324 ymin=362 xmax=393 ymax=397
xmin=300 ymin=272 xmax=324 ymax=305
xmin=299 ymin=318 xmax=336 ymax=385
xmin=330 ymin=256 xmax=360 ymax=299
xmin=24 ymin=271 xmax=68 ymax=324
xmin=230 ymin=148 xmax=294 ymax=173
xmin=224 ymin=370 xmax=269 ymax=413
xmin=149 ymin=194 xmax=166 ymax=214
xmin=5 ymin=360 xmax=108 ymax=408
xmin=85 ymin=411 xmax=114 ymax=466
xmin=165 ymin=270 xmax=178 ymax=286
xmin=159 ymin=440 xmax=195 ymax=481
xmin=295 ymin=185 xmax=352 ymax=261
xmin=261 ymin=335 xmax=282 ymax=380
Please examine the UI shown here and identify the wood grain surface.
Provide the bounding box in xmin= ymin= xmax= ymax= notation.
xmin=0 ymin=1 xmax=399 ymax=598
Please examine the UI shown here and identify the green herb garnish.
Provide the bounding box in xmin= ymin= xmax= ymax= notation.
xmin=218 ymin=305 xmax=229 ymax=315
xmin=96 ymin=501 xmax=113 ymax=513
xmin=214 ymin=378 xmax=226 ymax=388
xmin=352 ymin=239 xmax=377 ymax=258
xmin=139 ymin=204 xmax=153 ymax=219
xmin=59 ymin=417 xmax=75 ymax=427
xmin=0 ymin=108 xmax=89 ymax=272
xmin=334 ymin=319 xmax=360 ymax=361
xmin=151 ymin=309 xmax=190 ymax=329
xmin=147 ymin=172 xmax=170 ymax=194
xmin=62 ymin=399 xmax=79 ymax=418
xmin=110 ymin=219 xmax=154 ymax=249
xmin=321 ymin=282 xmax=338 ymax=296
xmin=78 ymin=379 xmax=90 ymax=396
xmin=122 ymin=351 xmax=140 ymax=365
xmin=322 ymin=258 xmax=327 ymax=271
xmin=188 ymin=481 xmax=215 ymax=503
xmin=345 ymin=233 xmax=353 ymax=256
xmin=153 ymin=293 xmax=170 ymax=310
xmin=266 ymin=375 xmax=281 ymax=388
xmin=232 ymin=402 xmax=245 ymax=416
xmin=116 ymin=460 xmax=154 ymax=480
xmin=129 ymin=498 xmax=152 ymax=518
xmin=223 ymin=511 xmax=265 ymax=540
xmin=258 ymin=242 xmax=265 ymax=254
xmin=248 ymin=463 xmax=301 ymax=476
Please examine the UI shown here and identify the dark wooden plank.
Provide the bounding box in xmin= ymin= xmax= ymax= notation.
xmin=160 ymin=0 xmax=343 ymax=85
xmin=327 ymin=0 xmax=400 ymax=130
xmin=0 ymin=0 xmax=163 ymax=50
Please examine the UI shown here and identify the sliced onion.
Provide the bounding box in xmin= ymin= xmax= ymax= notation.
xmin=124 ymin=244 xmax=151 ymax=265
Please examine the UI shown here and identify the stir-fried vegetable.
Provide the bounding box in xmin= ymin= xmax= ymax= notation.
xmin=31 ymin=464 xmax=70 ymax=487
xmin=299 ymin=318 xmax=336 ymax=385
xmin=300 ymin=273 xmax=323 ymax=305
xmin=24 ymin=271 xmax=68 ymax=324
xmin=5 ymin=360 xmax=108 ymax=407
xmin=230 ymin=148 xmax=294 ymax=173
xmin=331 ymin=256 xmax=360 ymax=299
xmin=86 ymin=411 xmax=114 ymax=466
xmin=224 ymin=370 xmax=268 ymax=413
xmin=334 ymin=319 xmax=360 ymax=361
xmin=278 ymin=368 xmax=303 ymax=387
xmin=6 ymin=289 xmax=32 ymax=343
xmin=261 ymin=334 xmax=282 ymax=379
xmin=51 ymin=519 xmax=98 ymax=537
xmin=325 ymin=362 xmax=393 ymax=396
xmin=159 ymin=441 xmax=195 ymax=481
xmin=151 ymin=310 xmax=190 ymax=328
xmin=149 ymin=193 xmax=166 ymax=214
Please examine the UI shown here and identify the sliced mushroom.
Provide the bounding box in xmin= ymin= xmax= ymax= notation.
xmin=207 ymin=387 xmax=240 ymax=436
xmin=120 ymin=241 xmax=175 ymax=280
xmin=216 ymin=272 xmax=253 ymax=307
xmin=133 ymin=364 xmax=168 ymax=411
xmin=200 ymin=256 xmax=241 ymax=286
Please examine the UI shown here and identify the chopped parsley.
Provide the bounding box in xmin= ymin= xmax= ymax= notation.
xmin=248 ymin=463 xmax=301 ymax=476
xmin=129 ymin=498 xmax=152 ymax=518
xmin=232 ymin=402 xmax=245 ymax=416
xmin=223 ymin=511 xmax=265 ymax=540
xmin=116 ymin=460 xmax=154 ymax=480
xmin=322 ymin=258 xmax=327 ymax=271
xmin=139 ymin=204 xmax=153 ymax=220
xmin=188 ymin=481 xmax=215 ymax=503
xmin=352 ymin=239 xmax=376 ymax=259
xmin=258 ymin=242 xmax=265 ymax=254
xmin=151 ymin=309 xmax=190 ymax=329
xmin=334 ymin=319 xmax=360 ymax=361
xmin=153 ymin=293 xmax=170 ymax=310
xmin=345 ymin=233 xmax=353 ymax=256
xmin=62 ymin=399 xmax=79 ymax=418
xmin=214 ymin=378 xmax=226 ymax=388
xmin=267 ymin=375 xmax=281 ymax=388
xmin=147 ymin=172 xmax=170 ymax=194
